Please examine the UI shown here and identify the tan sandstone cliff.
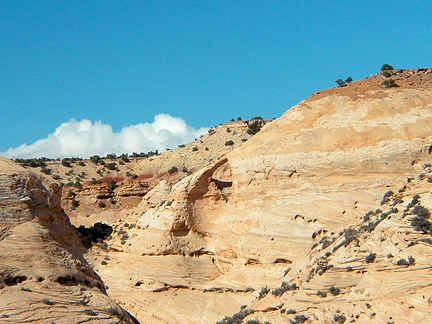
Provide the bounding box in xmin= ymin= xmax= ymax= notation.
xmin=3 ymin=68 xmax=432 ymax=324
xmin=0 ymin=157 xmax=137 ymax=323
xmin=86 ymin=68 xmax=432 ymax=323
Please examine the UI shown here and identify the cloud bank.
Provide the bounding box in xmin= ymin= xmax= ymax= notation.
xmin=1 ymin=114 xmax=208 ymax=159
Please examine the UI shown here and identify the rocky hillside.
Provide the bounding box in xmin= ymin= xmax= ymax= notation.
xmin=0 ymin=157 xmax=137 ymax=323
xmin=84 ymin=68 xmax=432 ymax=323
xmin=2 ymin=68 xmax=432 ymax=324
xmin=15 ymin=118 xmax=265 ymax=227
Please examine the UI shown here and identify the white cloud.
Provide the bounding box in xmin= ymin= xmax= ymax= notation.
xmin=1 ymin=114 xmax=208 ymax=159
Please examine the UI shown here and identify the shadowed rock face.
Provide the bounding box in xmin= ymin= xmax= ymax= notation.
xmin=0 ymin=157 xmax=137 ymax=324
xmin=86 ymin=72 xmax=432 ymax=323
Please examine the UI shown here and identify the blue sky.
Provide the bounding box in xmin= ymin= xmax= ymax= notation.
xmin=1 ymin=0 xmax=432 ymax=157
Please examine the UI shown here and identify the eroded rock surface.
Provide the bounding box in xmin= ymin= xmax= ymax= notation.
xmin=0 ymin=157 xmax=136 ymax=324
xmin=86 ymin=70 xmax=432 ymax=323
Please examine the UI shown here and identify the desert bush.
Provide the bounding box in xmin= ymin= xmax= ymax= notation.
xmin=71 ymin=199 xmax=79 ymax=208
xmin=84 ymin=309 xmax=97 ymax=316
xmin=120 ymin=154 xmax=129 ymax=163
xmin=365 ymin=252 xmax=376 ymax=263
xmin=381 ymin=63 xmax=394 ymax=71
xmin=334 ymin=314 xmax=346 ymax=323
xmin=42 ymin=298 xmax=54 ymax=305
xmin=61 ymin=158 xmax=71 ymax=167
xmin=335 ymin=79 xmax=346 ymax=87
xmin=291 ymin=314 xmax=308 ymax=324
xmin=215 ymin=308 xmax=254 ymax=324
xmin=225 ymin=140 xmax=234 ymax=146
xmin=192 ymin=146 xmax=198 ymax=152
xmin=90 ymin=155 xmax=101 ymax=164
xmin=105 ymin=162 xmax=117 ymax=170
xmin=407 ymin=194 xmax=421 ymax=208
xmin=382 ymin=70 xmax=392 ymax=77
xmin=317 ymin=290 xmax=327 ymax=298
xmin=98 ymin=201 xmax=106 ymax=208
xmin=272 ymin=282 xmax=298 ymax=297
xmin=168 ymin=166 xmax=179 ymax=174
xmin=258 ymin=286 xmax=270 ymax=300
xmin=329 ymin=286 xmax=341 ymax=296
xmin=382 ymin=79 xmax=397 ymax=88
xmin=107 ymin=179 xmax=118 ymax=190
xmin=247 ymin=121 xmax=261 ymax=135
xmin=380 ymin=190 xmax=394 ymax=205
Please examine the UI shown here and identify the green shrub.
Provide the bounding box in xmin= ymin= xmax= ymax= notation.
xmin=334 ymin=314 xmax=346 ymax=323
xmin=335 ymin=79 xmax=346 ymax=87
xmin=381 ymin=63 xmax=394 ymax=71
xmin=105 ymin=162 xmax=117 ymax=170
xmin=382 ymin=70 xmax=391 ymax=77
xmin=291 ymin=314 xmax=308 ymax=324
xmin=317 ymin=290 xmax=327 ymax=298
xmin=329 ymin=286 xmax=341 ymax=296
xmin=107 ymin=179 xmax=118 ymax=190
xmin=216 ymin=309 xmax=254 ymax=324
xmin=84 ymin=309 xmax=97 ymax=316
xmin=382 ymin=79 xmax=397 ymax=88
xmin=61 ymin=158 xmax=71 ymax=167
xmin=168 ymin=166 xmax=179 ymax=174
xmin=225 ymin=140 xmax=234 ymax=146
xmin=272 ymin=282 xmax=298 ymax=297
xmin=90 ymin=155 xmax=101 ymax=164
xmin=258 ymin=286 xmax=270 ymax=299
xmin=192 ymin=146 xmax=198 ymax=152
xmin=365 ymin=252 xmax=376 ymax=263
xmin=98 ymin=201 xmax=106 ymax=208
xmin=247 ymin=121 xmax=261 ymax=135
xmin=71 ymin=199 xmax=79 ymax=208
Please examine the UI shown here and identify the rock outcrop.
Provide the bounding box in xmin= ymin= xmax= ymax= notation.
xmin=0 ymin=157 xmax=137 ymax=323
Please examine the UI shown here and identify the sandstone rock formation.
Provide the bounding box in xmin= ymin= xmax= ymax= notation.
xmin=86 ymin=69 xmax=432 ymax=323
xmin=3 ymin=68 xmax=432 ymax=324
xmin=0 ymin=157 xmax=137 ymax=323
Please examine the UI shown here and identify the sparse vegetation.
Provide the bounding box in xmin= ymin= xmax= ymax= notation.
xmin=168 ymin=166 xmax=179 ymax=174
xmin=42 ymin=298 xmax=54 ymax=305
xmin=215 ymin=308 xmax=254 ymax=324
xmin=382 ymin=79 xmax=397 ymax=88
xmin=98 ymin=201 xmax=106 ymax=208
xmin=83 ymin=309 xmax=97 ymax=316
xmin=71 ymin=199 xmax=79 ymax=208
xmin=247 ymin=121 xmax=261 ymax=135
xmin=225 ymin=140 xmax=234 ymax=146
xmin=258 ymin=286 xmax=270 ymax=300
xmin=290 ymin=314 xmax=308 ymax=324
xmin=334 ymin=314 xmax=347 ymax=323
xmin=365 ymin=252 xmax=376 ymax=264
xmin=381 ymin=63 xmax=394 ymax=71
xmin=271 ymin=282 xmax=298 ymax=297
xmin=107 ymin=179 xmax=118 ymax=190
xmin=380 ymin=190 xmax=394 ymax=205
